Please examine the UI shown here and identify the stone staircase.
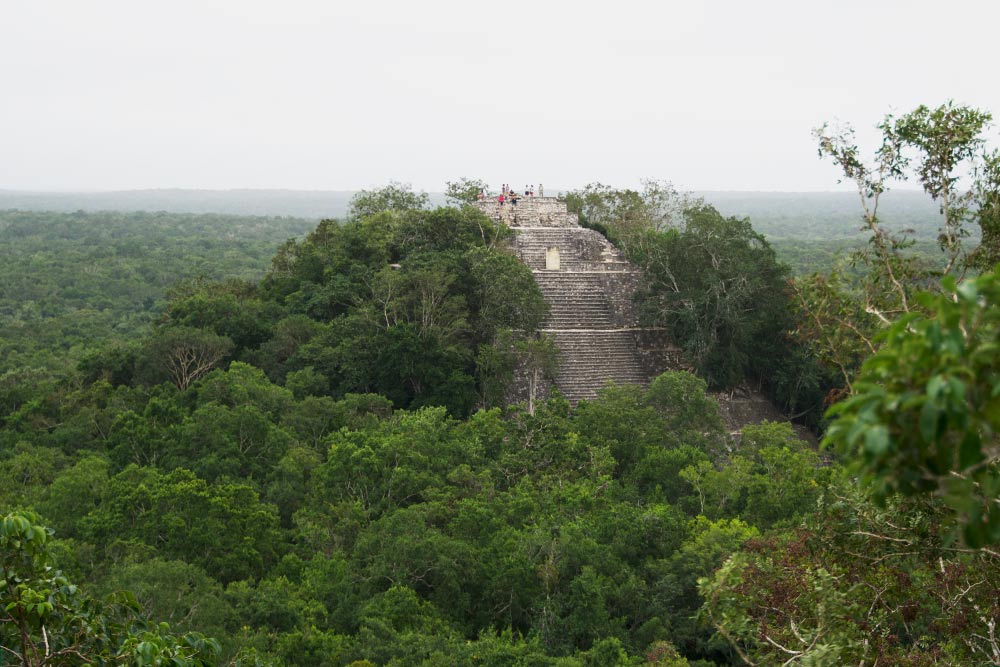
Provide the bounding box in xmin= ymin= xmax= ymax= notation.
xmin=532 ymin=272 xmax=616 ymax=328
xmin=512 ymin=228 xmax=632 ymax=272
xmin=546 ymin=330 xmax=649 ymax=401
xmin=476 ymin=196 xmax=660 ymax=403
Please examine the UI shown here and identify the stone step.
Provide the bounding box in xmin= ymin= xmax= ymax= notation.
xmin=545 ymin=328 xmax=650 ymax=400
xmin=531 ymin=271 xmax=622 ymax=282
xmin=544 ymin=312 xmax=613 ymax=320
xmin=544 ymin=318 xmax=616 ymax=328
xmin=544 ymin=310 xmax=613 ymax=318
xmin=540 ymin=300 xmax=616 ymax=327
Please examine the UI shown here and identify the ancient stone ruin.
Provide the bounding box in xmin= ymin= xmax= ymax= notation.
xmin=476 ymin=196 xmax=680 ymax=404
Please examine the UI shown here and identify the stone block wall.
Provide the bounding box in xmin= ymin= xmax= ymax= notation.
xmin=478 ymin=197 xmax=580 ymax=228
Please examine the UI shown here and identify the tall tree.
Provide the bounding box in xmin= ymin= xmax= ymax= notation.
xmin=141 ymin=326 xmax=233 ymax=391
xmin=799 ymin=102 xmax=1000 ymax=388
xmin=563 ymin=180 xmax=700 ymax=238
xmin=348 ymin=182 xmax=429 ymax=219
xmin=444 ymin=177 xmax=489 ymax=206
xmin=631 ymin=205 xmax=793 ymax=389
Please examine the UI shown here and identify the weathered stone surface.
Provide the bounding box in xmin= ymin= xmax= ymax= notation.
xmin=713 ymin=388 xmax=818 ymax=446
xmin=476 ymin=197 xmax=681 ymax=404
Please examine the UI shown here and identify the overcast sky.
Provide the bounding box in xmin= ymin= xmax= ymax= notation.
xmin=3 ymin=0 xmax=999 ymax=193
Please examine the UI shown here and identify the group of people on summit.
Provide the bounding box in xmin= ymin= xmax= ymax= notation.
xmin=486 ymin=183 xmax=543 ymax=207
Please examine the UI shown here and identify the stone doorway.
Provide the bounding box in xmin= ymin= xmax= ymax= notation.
xmin=545 ymin=246 xmax=560 ymax=270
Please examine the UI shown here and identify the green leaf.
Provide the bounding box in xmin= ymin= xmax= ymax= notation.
xmin=919 ymin=400 xmax=939 ymax=443
xmin=927 ymin=374 xmax=946 ymax=398
xmin=946 ymin=376 xmax=966 ymax=403
xmin=138 ymin=641 xmax=155 ymax=665
xmin=956 ymin=280 xmax=978 ymax=302
xmin=958 ymin=431 xmax=983 ymax=470
xmin=864 ymin=425 xmax=890 ymax=457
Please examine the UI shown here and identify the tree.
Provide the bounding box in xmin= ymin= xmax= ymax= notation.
xmin=1 ymin=510 xmax=223 ymax=667
xmin=971 ymin=149 xmax=1000 ymax=270
xmin=176 ymin=402 xmax=294 ymax=482
xmin=37 ymin=454 xmax=110 ymax=537
xmin=516 ymin=334 xmax=561 ymax=416
xmin=700 ymin=487 xmax=1000 ymax=666
xmin=96 ymin=559 xmax=231 ymax=641
xmin=893 ymin=103 xmax=993 ymax=275
xmin=563 ymin=180 xmax=700 ymax=239
xmin=570 ymin=372 xmax=725 ymax=490
xmin=254 ymin=203 xmax=543 ymax=416
xmin=444 ymin=177 xmax=489 ymax=206
xmin=465 ymin=245 xmax=548 ymax=341
xmin=658 ymin=517 xmax=759 ymax=659
xmin=348 ymin=182 xmax=429 ymax=219
xmin=823 ymin=266 xmax=1000 ymax=546
xmin=631 ymin=205 xmax=793 ymax=389
xmin=678 ymin=421 xmax=826 ymax=528
xmin=799 ymin=102 xmax=1000 ymax=387
xmin=165 ymin=280 xmax=270 ymax=352
xmin=142 ymin=326 xmax=233 ymax=391
xmin=81 ymin=467 xmax=281 ymax=583
xmin=314 ymin=406 xmax=477 ymax=518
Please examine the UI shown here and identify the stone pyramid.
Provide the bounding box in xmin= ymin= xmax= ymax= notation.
xmin=476 ymin=196 xmax=679 ymax=403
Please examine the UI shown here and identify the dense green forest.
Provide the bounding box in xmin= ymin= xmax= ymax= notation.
xmin=0 ymin=188 xmax=945 ymax=242
xmin=3 ymin=102 xmax=1000 ymax=666
xmin=0 ymin=210 xmax=314 ymax=374
xmin=0 ymin=188 xmax=950 ymax=277
xmin=0 ymin=190 xmax=359 ymax=219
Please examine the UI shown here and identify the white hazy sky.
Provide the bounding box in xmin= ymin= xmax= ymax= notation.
xmin=3 ymin=0 xmax=999 ymax=192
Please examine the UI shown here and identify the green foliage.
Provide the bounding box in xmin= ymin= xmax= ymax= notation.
xmin=972 ymin=149 xmax=1000 ymax=270
xmin=97 ymin=558 xmax=231 ymax=641
xmin=0 ymin=350 xmax=870 ymax=667
xmin=138 ymin=325 xmax=234 ymax=391
xmin=252 ymin=204 xmax=545 ymax=416
xmin=701 ymin=487 xmax=1000 ymax=667
xmin=572 ymin=373 xmax=726 ymax=501
xmin=0 ymin=444 xmax=66 ymax=508
xmin=801 ymin=102 xmax=1000 ymax=389
xmin=824 ymin=266 xmax=1000 ymax=546
xmin=0 ymin=209 xmax=313 ymax=377
xmin=348 ymin=182 xmax=429 ymax=219
xmin=444 ymin=177 xmax=489 ymax=205
xmin=81 ymin=467 xmax=280 ymax=583
xmin=166 ymin=279 xmax=271 ymax=350
xmin=1 ymin=510 xmax=223 ymax=667
xmin=564 ymin=180 xmax=698 ymax=235
xmin=516 ymin=333 xmax=561 ymax=415
xmin=629 ymin=204 xmax=797 ymax=394
xmin=678 ymin=421 xmax=825 ymax=528
xmin=36 ymin=453 xmax=110 ymax=537
xmin=564 ymin=181 xmax=825 ymax=417
xmin=2 ymin=179 xmax=924 ymax=666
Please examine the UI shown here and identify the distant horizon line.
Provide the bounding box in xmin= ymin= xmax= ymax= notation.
xmin=0 ymin=186 xmax=928 ymax=195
